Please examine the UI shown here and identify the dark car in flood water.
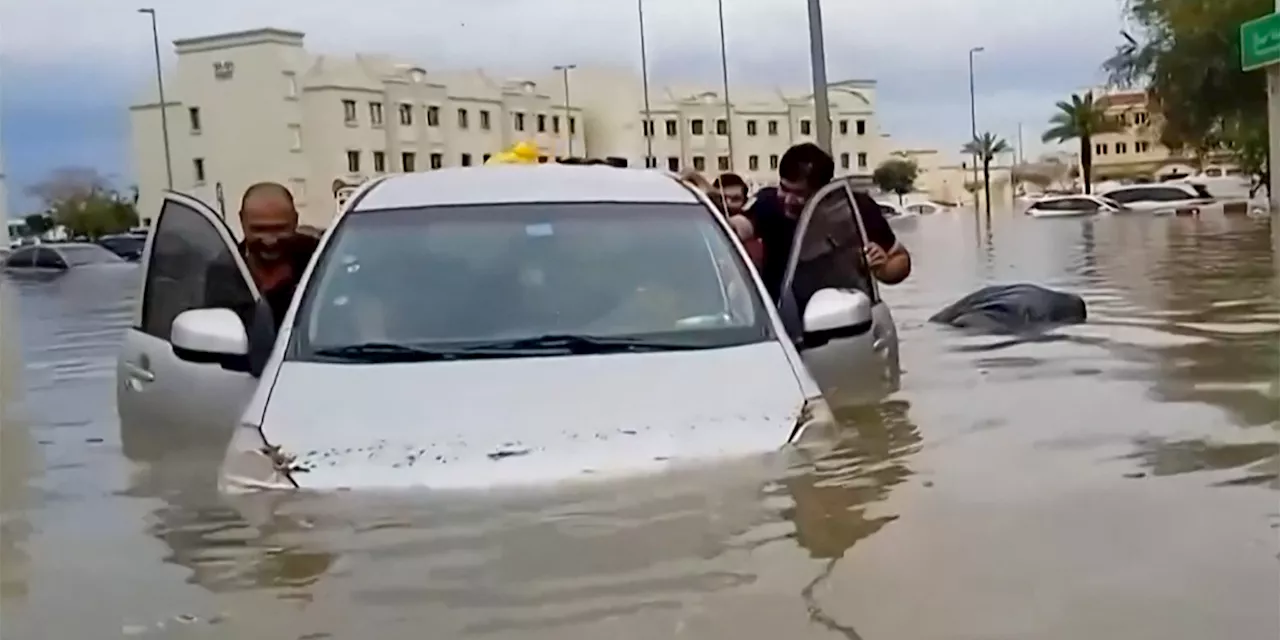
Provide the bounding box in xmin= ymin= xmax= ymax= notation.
xmin=97 ymin=233 xmax=148 ymax=261
xmin=3 ymin=243 xmax=129 ymax=276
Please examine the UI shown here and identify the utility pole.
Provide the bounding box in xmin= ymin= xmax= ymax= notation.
xmin=805 ymin=0 xmax=832 ymax=154
xmin=554 ymin=64 xmax=577 ymax=157
xmin=637 ymin=0 xmax=654 ymax=167
xmin=717 ymin=0 xmax=734 ymax=170
xmin=139 ymin=8 xmax=173 ymax=189
xmin=968 ymin=46 xmax=984 ymax=214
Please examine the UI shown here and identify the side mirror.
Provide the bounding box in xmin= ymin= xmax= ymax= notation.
xmin=801 ymin=288 xmax=873 ymax=348
xmin=171 ymin=308 xmax=251 ymax=372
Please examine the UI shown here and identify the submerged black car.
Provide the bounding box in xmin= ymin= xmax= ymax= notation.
xmin=3 ymin=243 xmax=126 ymax=271
xmin=97 ymin=234 xmax=147 ymax=261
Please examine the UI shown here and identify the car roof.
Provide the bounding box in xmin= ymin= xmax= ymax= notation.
xmin=354 ymin=165 xmax=702 ymax=212
xmin=1102 ymin=183 xmax=1193 ymax=193
xmin=1034 ymin=194 xmax=1098 ymax=203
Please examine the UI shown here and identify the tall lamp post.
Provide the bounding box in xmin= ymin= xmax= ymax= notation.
xmin=967 ymin=46 xmax=984 ymax=213
xmin=553 ymin=64 xmax=577 ymax=157
xmin=139 ymin=8 xmax=173 ymax=190
xmin=805 ymin=0 xmax=832 ymax=154
xmin=716 ymin=0 xmax=735 ymax=170
xmin=637 ymin=0 xmax=654 ymax=166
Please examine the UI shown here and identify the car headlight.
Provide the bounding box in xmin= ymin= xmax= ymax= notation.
xmin=218 ymin=423 xmax=300 ymax=493
xmin=788 ymin=396 xmax=838 ymax=448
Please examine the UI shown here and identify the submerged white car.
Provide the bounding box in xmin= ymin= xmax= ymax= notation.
xmin=116 ymin=167 xmax=899 ymax=492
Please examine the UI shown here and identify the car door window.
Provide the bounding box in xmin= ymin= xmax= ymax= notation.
xmin=1063 ymin=198 xmax=1100 ymax=211
xmin=141 ymin=197 xmax=257 ymax=341
xmin=4 ymin=248 xmax=34 ymax=268
xmin=33 ymin=248 xmax=66 ymax=269
xmin=778 ymin=181 xmax=875 ymax=329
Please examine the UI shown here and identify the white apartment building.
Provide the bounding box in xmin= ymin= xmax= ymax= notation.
xmin=130 ymin=27 xmax=884 ymax=232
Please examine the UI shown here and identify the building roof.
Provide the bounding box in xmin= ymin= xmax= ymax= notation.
xmin=355 ymin=165 xmax=699 ymax=210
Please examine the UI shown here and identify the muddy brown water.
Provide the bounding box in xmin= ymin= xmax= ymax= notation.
xmin=1 ymin=213 xmax=1277 ymax=639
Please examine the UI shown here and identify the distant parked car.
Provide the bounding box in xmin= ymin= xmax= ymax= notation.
xmin=1098 ymin=183 xmax=1214 ymax=216
xmin=904 ymin=201 xmax=948 ymax=215
xmin=3 ymin=242 xmax=126 ymax=272
xmin=98 ymin=233 xmax=147 ymax=261
xmin=1025 ymin=195 xmax=1127 ymax=218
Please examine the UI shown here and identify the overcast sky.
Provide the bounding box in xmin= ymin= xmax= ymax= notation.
xmin=0 ymin=0 xmax=1128 ymax=214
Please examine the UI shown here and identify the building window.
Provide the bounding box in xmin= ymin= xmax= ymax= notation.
xmin=691 ymin=119 xmax=705 ymax=136
xmin=769 ymin=154 xmax=779 ymax=169
xmin=838 ymin=119 xmax=847 ymax=135
xmin=284 ymin=72 xmax=298 ymax=99
xmin=188 ymin=107 xmax=201 ymax=134
xmin=856 ymin=152 xmax=867 ymax=169
xmin=401 ymin=152 xmax=415 ymax=172
xmin=288 ymin=124 xmax=302 ymax=151
xmin=856 ymin=119 xmax=866 ymax=135
xmin=538 ymin=155 xmax=549 ymax=164
xmin=372 ymin=151 xmax=386 ymax=172
xmin=514 ymin=112 xmax=526 ymax=131
xmin=718 ymin=155 xmax=730 ymax=171
xmin=396 ymin=103 xmax=411 ymax=126
xmin=342 ymin=99 xmax=357 ymax=125
xmin=692 ymin=156 xmax=705 ymax=171
xmin=192 ymin=158 xmax=206 ymax=183
xmin=483 ymin=153 xmax=491 ymax=163
xmin=1095 ymin=143 xmax=1107 ymax=155
xmin=645 ymin=156 xmax=658 ymax=168
xmin=840 ymin=153 xmax=850 ymax=169
xmin=460 ymin=153 xmax=472 ymax=166
xmin=370 ymin=102 xmax=384 ymax=127
xmin=480 ymin=110 xmax=491 ymax=130
xmin=642 ymin=120 xmax=654 ymax=137
xmin=800 ymin=119 xmax=812 ymax=136
xmin=667 ymin=157 xmax=680 ymax=171
xmin=1135 ymin=112 xmax=1149 ymax=125
xmin=748 ymin=155 xmax=759 ymax=171
xmin=716 ymin=119 xmax=728 ymax=136
xmin=768 ymin=120 xmax=779 ymax=136
xmin=665 ymin=119 xmax=678 ymax=137
xmin=553 ymin=115 xmax=562 ymax=134
xmin=537 ymin=114 xmax=547 ymax=133
xmin=346 ymin=150 xmax=360 ymax=173
xmin=1137 ymin=141 xmax=1150 ymax=153
xmin=426 ymin=105 xmax=440 ymax=127
xmin=1116 ymin=142 xmax=1128 ymax=154
xmin=569 ymin=117 xmax=576 ymax=135
xmin=746 ymin=120 xmax=758 ymax=136
xmin=430 ymin=153 xmax=444 ymax=169
xmin=458 ymin=108 xmax=469 ymax=129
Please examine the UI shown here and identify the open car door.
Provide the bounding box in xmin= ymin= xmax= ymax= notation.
xmin=116 ymin=192 xmax=262 ymax=457
xmin=778 ymin=180 xmax=900 ymax=403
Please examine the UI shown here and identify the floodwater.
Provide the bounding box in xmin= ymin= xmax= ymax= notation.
xmin=1 ymin=213 xmax=1277 ymax=639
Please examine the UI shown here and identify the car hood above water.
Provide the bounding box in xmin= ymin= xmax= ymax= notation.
xmin=258 ymin=342 xmax=807 ymax=490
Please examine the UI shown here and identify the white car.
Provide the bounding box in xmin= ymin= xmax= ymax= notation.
xmin=116 ymin=168 xmax=900 ymax=492
xmin=1098 ymin=183 xmax=1215 ymax=215
xmin=1024 ymin=194 xmax=1127 ymax=218
xmin=875 ymin=200 xmax=914 ymax=220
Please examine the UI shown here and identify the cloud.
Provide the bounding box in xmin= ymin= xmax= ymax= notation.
xmin=0 ymin=0 xmax=1128 ymax=214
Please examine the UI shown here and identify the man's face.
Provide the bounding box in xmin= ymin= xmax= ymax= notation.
xmin=778 ymin=177 xmax=815 ymax=218
xmin=715 ymin=186 xmax=748 ymax=216
xmin=240 ymin=193 xmax=298 ymax=263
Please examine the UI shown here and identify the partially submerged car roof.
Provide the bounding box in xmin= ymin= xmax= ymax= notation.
xmin=353 ymin=165 xmax=702 ymax=212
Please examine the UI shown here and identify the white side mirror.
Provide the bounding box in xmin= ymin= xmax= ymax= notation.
xmin=802 ymin=288 xmax=873 ymax=347
xmin=172 ymin=308 xmax=249 ymax=362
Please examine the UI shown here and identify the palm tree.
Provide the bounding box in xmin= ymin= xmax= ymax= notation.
xmin=961 ymin=132 xmax=1011 ymax=216
xmin=1041 ymin=92 xmax=1123 ymax=194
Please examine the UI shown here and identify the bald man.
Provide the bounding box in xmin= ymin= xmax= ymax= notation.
xmin=236 ymin=182 xmax=319 ymax=328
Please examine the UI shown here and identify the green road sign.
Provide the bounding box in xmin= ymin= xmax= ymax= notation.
xmin=1241 ymin=12 xmax=1280 ymax=71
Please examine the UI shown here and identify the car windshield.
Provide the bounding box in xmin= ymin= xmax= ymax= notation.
xmin=289 ymin=201 xmax=774 ymax=362
xmin=59 ymin=244 xmax=124 ymax=266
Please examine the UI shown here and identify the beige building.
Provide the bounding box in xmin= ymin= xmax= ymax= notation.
xmin=130 ymin=27 xmax=885 ymax=232
xmin=1088 ymin=88 xmax=1203 ymax=180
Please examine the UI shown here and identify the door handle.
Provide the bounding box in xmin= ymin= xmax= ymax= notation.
xmin=124 ymin=354 xmax=155 ymax=387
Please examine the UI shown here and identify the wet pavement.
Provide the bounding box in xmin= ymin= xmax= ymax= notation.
xmin=1 ymin=212 xmax=1276 ymax=639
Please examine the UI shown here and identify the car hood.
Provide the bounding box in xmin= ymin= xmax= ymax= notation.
xmin=259 ymin=342 xmax=807 ymax=490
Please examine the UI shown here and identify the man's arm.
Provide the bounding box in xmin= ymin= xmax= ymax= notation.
xmin=854 ymin=193 xmax=911 ymax=284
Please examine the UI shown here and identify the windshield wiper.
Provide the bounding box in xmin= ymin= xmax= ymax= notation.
xmin=312 ymin=342 xmax=483 ymax=362
xmin=464 ymin=333 xmax=708 ymax=354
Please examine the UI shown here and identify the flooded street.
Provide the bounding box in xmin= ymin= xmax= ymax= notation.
xmin=1 ymin=213 xmax=1277 ymax=639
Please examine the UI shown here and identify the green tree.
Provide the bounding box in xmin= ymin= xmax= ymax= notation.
xmin=1041 ymin=92 xmax=1123 ymax=194
xmin=871 ymin=158 xmax=920 ymax=204
xmin=23 ymin=167 xmax=139 ymax=239
xmin=1104 ymin=0 xmax=1271 ymax=190
xmin=961 ymin=132 xmax=1011 ymax=215
xmin=22 ymin=214 xmax=54 ymax=237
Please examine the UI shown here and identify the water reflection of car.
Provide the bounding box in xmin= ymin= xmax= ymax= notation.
xmin=115 ymin=168 xmax=900 ymax=492
xmin=2 ymin=243 xmax=127 ymax=273
xmin=1024 ymin=195 xmax=1127 ymax=218
xmin=97 ymin=234 xmax=147 ymax=261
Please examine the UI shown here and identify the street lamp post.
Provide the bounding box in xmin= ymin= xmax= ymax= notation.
xmin=716 ymin=0 xmax=734 ymax=170
xmin=967 ymin=46 xmax=984 ymax=214
xmin=554 ymin=64 xmax=577 ymax=157
xmin=637 ymin=0 xmax=654 ymax=167
xmin=139 ymin=8 xmax=173 ymax=190
xmin=805 ymin=0 xmax=832 ymax=154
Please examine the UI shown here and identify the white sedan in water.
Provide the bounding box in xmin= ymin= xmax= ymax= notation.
xmin=1024 ymin=194 xmax=1128 ymax=218
xmin=116 ymin=167 xmax=900 ymax=492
